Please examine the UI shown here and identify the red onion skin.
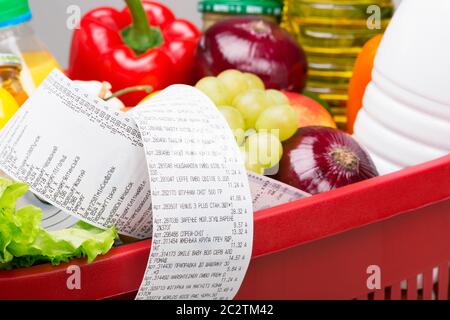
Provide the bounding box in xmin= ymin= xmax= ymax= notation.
xmin=275 ymin=127 xmax=379 ymax=195
xmin=195 ymin=17 xmax=308 ymax=92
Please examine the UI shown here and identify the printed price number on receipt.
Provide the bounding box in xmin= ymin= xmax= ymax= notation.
xmin=0 ymin=70 xmax=309 ymax=300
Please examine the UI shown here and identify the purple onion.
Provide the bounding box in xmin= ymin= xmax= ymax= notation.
xmin=275 ymin=127 xmax=379 ymax=195
xmin=195 ymin=17 xmax=308 ymax=92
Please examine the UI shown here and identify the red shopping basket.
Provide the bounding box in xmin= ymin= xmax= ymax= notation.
xmin=0 ymin=155 xmax=449 ymax=300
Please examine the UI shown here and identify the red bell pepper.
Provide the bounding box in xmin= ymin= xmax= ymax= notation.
xmin=67 ymin=0 xmax=200 ymax=106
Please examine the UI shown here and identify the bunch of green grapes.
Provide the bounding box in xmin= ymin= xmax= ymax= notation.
xmin=195 ymin=70 xmax=299 ymax=175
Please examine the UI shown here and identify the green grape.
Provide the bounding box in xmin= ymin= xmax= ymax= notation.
xmin=243 ymin=73 xmax=265 ymax=90
xmin=218 ymin=106 xmax=246 ymax=145
xmin=255 ymin=105 xmax=299 ymax=141
xmin=265 ymin=89 xmax=290 ymax=106
xmin=240 ymin=146 xmax=265 ymax=175
xmin=217 ymin=70 xmax=249 ymax=101
xmin=233 ymin=89 xmax=269 ymax=129
xmin=245 ymin=157 xmax=266 ymax=175
xmin=195 ymin=77 xmax=231 ymax=106
xmin=244 ymin=132 xmax=283 ymax=169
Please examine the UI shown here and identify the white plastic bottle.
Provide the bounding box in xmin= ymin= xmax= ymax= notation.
xmin=354 ymin=0 xmax=450 ymax=175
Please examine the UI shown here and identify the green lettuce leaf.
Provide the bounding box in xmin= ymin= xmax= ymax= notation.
xmin=0 ymin=177 xmax=118 ymax=270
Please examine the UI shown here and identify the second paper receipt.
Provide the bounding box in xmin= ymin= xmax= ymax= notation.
xmin=0 ymin=70 xmax=253 ymax=300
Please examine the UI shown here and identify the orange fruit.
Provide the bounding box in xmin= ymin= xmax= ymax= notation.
xmin=347 ymin=34 xmax=383 ymax=134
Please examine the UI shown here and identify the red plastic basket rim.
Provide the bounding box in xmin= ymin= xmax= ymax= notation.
xmin=1 ymin=154 xmax=449 ymax=279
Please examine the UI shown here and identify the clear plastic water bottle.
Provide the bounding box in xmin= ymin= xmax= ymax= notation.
xmin=0 ymin=0 xmax=60 ymax=94
xmin=282 ymin=0 xmax=393 ymax=128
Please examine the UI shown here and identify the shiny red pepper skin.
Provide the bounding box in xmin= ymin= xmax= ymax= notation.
xmin=67 ymin=1 xmax=200 ymax=106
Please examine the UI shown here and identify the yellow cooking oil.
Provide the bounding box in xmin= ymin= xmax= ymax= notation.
xmin=282 ymin=0 xmax=393 ymax=127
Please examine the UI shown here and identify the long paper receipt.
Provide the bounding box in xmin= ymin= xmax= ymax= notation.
xmin=0 ymin=70 xmax=308 ymax=300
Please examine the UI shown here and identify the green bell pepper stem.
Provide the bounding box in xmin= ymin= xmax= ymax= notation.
xmin=122 ymin=0 xmax=163 ymax=55
xmin=106 ymin=85 xmax=153 ymax=101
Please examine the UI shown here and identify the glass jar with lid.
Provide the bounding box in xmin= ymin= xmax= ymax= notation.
xmin=198 ymin=0 xmax=283 ymax=30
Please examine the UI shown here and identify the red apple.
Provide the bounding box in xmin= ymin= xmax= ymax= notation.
xmin=283 ymin=91 xmax=337 ymax=129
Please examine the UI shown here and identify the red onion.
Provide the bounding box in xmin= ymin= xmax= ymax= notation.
xmin=275 ymin=127 xmax=379 ymax=195
xmin=195 ymin=17 xmax=308 ymax=92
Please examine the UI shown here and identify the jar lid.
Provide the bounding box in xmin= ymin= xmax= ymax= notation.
xmin=0 ymin=0 xmax=32 ymax=28
xmin=0 ymin=53 xmax=22 ymax=68
xmin=198 ymin=0 xmax=283 ymax=16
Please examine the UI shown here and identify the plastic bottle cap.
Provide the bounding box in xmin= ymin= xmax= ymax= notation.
xmin=0 ymin=0 xmax=32 ymax=28
xmin=198 ymin=0 xmax=283 ymax=16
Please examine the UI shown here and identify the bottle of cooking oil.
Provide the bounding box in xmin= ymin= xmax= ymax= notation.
xmin=0 ymin=0 xmax=61 ymax=95
xmin=282 ymin=0 xmax=393 ymax=128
